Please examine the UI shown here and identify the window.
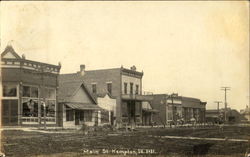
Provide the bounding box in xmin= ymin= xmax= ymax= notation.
xmin=84 ymin=110 xmax=92 ymax=122
xmin=66 ymin=106 xmax=74 ymax=121
xmin=22 ymin=86 xmax=56 ymax=123
xmin=42 ymin=88 xmax=56 ymax=118
xmin=3 ymin=85 xmax=17 ymax=97
xmin=135 ymin=85 xmax=139 ymax=95
xmin=45 ymin=88 xmax=56 ymax=99
xmin=92 ymin=84 xmax=97 ymax=94
xmin=31 ymin=87 xmax=39 ymax=98
xmin=130 ymin=83 xmax=133 ymax=94
xmin=22 ymin=99 xmax=38 ymax=117
xmin=80 ymin=111 xmax=84 ymax=121
xmin=23 ymin=86 xmax=31 ymax=97
xmin=107 ymin=83 xmax=112 ymax=95
xmin=124 ymin=83 xmax=127 ymax=94
xmin=22 ymin=86 xmax=39 ymax=118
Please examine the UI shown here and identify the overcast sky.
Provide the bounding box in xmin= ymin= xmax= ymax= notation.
xmin=1 ymin=1 xmax=249 ymax=110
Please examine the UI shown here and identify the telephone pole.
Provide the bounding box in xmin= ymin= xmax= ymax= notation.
xmin=221 ymin=87 xmax=230 ymax=123
xmin=214 ymin=101 xmax=222 ymax=113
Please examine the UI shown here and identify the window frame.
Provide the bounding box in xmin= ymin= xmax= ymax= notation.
xmin=2 ymin=84 xmax=18 ymax=98
xmin=124 ymin=82 xmax=127 ymax=94
xmin=130 ymin=82 xmax=133 ymax=95
xmin=135 ymin=84 xmax=139 ymax=95
xmin=107 ymin=82 xmax=112 ymax=95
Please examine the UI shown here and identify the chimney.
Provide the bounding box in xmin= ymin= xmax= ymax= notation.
xmin=22 ymin=54 xmax=26 ymax=59
xmin=130 ymin=65 xmax=136 ymax=71
xmin=79 ymin=64 xmax=85 ymax=76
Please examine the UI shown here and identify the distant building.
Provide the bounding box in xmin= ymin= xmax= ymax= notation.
xmin=206 ymin=108 xmax=248 ymax=123
xmin=1 ymin=45 xmax=61 ymax=126
xmin=141 ymin=101 xmax=159 ymax=126
xmin=240 ymin=106 xmax=250 ymax=122
xmin=205 ymin=109 xmax=222 ymax=123
xmin=59 ymin=65 xmax=152 ymax=127
xmin=149 ymin=94 xmax=206 ymax=125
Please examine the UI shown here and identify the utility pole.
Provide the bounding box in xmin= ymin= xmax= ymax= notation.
xmin=214 ymin=101 xmax=222 ymax=118
xmin=221 ymin=87 xmax=230 ymax=123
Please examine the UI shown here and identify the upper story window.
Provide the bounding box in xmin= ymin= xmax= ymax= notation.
xmin=92 ymin=84 xmax=97 ymax=94
xmin=3 ymin=85 xmax=17 ymax=97
xmin=124 ymin=82 xmax=127 ymax=94
xmin=130 ymin=83 xmax=133 ymax=94
xmin=135 ymin=85 xmax=139 ymax=95
xmin=107 ymin=83 xmax=112 ymax=95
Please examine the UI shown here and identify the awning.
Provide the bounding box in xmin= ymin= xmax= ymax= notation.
xmin=142 ymin=108 xmax=159 ymax=113
xmin=65 ymin=103 xmax=101 ymax=110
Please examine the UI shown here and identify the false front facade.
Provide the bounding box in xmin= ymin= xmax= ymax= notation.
xmin=1 ymin=46 xmax=61 ymax=126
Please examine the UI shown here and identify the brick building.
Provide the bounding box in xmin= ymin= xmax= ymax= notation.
xmin=60 ymin=65 xmax=152 ymax=127
xmin=149 ymin=94 xmax=206 ymax=125
xmin=1 ymin=45 xmax=61 ymax=126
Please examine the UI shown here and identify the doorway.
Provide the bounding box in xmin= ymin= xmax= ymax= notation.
xmin=2 ymin=99 xmax=18 ymax=126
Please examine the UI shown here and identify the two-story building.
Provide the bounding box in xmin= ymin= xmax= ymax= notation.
xmin=1 ymin=45 xmax=61 ymax=127
xmin=60 ymin=65 xmax=152 ymax=127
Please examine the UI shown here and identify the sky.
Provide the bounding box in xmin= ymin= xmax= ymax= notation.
xmin=1 ymin=1 xmax=249 ymax=110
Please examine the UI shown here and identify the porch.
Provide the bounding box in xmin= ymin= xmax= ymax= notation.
xmin=62 ymin=103 xmax=101 ymax=128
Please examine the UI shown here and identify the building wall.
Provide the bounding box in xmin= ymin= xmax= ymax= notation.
xmin=83 ymin=69 xmax=122 ymax=122
xmin=97 ymin=95 xmax=116 ymax=112
xmin=150 ymin=94 xmax=167 ymax=125
xmin=150 ymin=95 xmax=206 ymax=125
xmin=2 ymin=68 xmax=58 ymax=87
xmin=2 ymin=68 xmax=60 ymax=127
xmin=121 ymin=75 xmax=141 ymax=94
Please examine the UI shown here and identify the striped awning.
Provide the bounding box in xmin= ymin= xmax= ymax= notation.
xmin=65 ymin=103 xmax=101 ymax=110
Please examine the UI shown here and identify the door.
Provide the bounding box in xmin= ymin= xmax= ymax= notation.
xmin=2 ymin=99 xmax=18 ymax=126
xmin=110 ymin=111 xmax=114 ymax=125
xmin=75 ymin=110 xmax=80 ymax=125
xmin=127 ymin=101 xmax=136 ymax=125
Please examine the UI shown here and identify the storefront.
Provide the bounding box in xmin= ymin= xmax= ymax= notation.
xmin=1 ymin=45 xmax=61 ymax=127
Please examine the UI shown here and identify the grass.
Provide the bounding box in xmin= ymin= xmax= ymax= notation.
xmin=0 ymin=126 xmax=249 ymax=157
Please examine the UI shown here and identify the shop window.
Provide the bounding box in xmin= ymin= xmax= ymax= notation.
xmin=22 ymin=99 xmax=38 ymax=117
xmin=45 ymin=88 xmax=56 ymax=99
xmin=31 ymin=87 xmax=38 ymax=98
xmin=41 ymin=100 xmax=55 ymax=117
xmin=3 ymin=85 xmax=17 ymax=97
xmin=22 ymin=86 xmax=39 ymax=118
xmin=23 ymin=86 xmax=31 ymax=97
xmin=22 ymin=86 xmax=56 ymax=123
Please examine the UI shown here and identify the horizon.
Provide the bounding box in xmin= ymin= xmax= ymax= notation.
xmin=1 ymin=1 xmax=249 ymax=111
